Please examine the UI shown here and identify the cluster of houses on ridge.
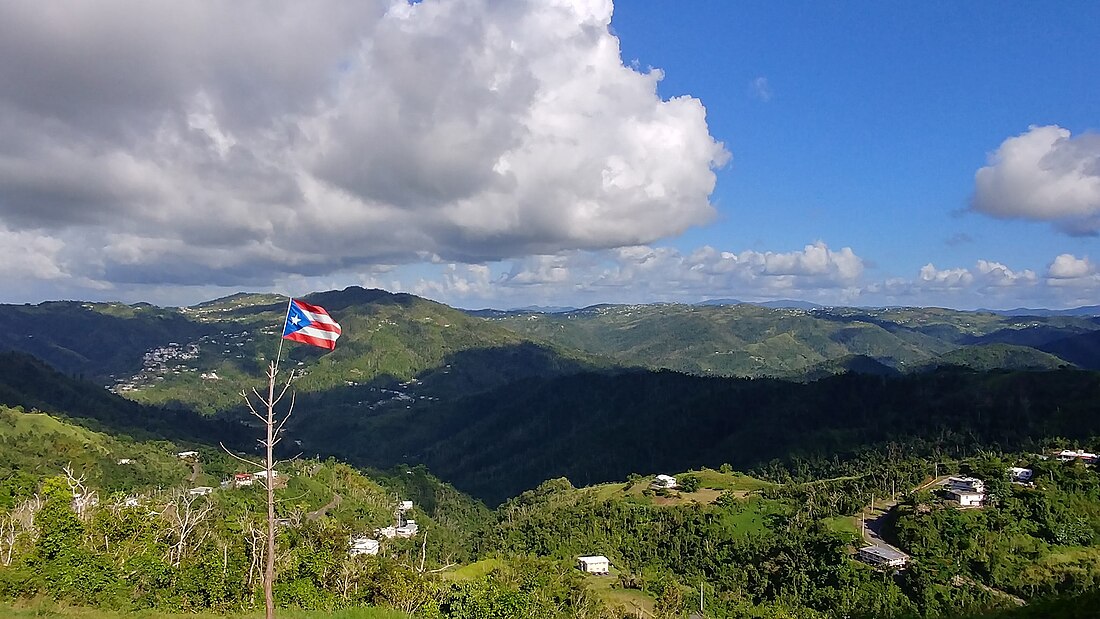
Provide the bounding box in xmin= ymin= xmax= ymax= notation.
xmin=855 ymin=451 xmax=1099 ymax=571
xmin=349 ymin=500 xmax=419 ymax=557
xmin=109 ymin=328 xmax=262 ymax=393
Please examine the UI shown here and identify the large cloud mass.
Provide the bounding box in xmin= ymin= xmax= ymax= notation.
xmin=972 ymin=125 xmax=1100 ymax=235
xmin=0 ymin=0 xmax=727 ymax=289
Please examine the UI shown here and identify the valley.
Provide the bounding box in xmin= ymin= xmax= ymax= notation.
xmin=1 ymin=287 xmax=1099 ymax=618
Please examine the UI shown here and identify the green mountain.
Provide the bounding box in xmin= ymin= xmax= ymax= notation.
xmin=287 ymin=365 xmax=1100 ymax=504
xmin=0 ymin=300 xmax=213 ymax=381
xmin=482 ymin=303 xmax=1094 ymax=378
xmin=922 ymin=343 xmax=1071 ymax=371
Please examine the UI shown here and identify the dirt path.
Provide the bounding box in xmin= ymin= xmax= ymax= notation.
xmin=189 ymin=461 xmax=202 ymax=484
xmin=955 ymin=575 xmax=1026 ymax=606
xmin=857 ymin=475 xmax=948 ymax=548
xmin=306 ymin=493 xmax=342 ymax=521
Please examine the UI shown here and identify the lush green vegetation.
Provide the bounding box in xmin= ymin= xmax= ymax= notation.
xmin=289 ymin=365 xmax=1100 ymax=503
xmin=486 ymin=303 xmax=1100 ymax=378
xmin=3 ymin=289 xmax=1100 ymax=617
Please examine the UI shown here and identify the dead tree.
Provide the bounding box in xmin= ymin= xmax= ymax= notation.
xmin=0 ymin=495 xmax=41 ymax=566
xmin=222 ymin=361 xmax=296 ymax=619
xmin=163 ymin=488 xmax=214 ymax=567
xmin=62 ymin=463 xmax=98 ymax=521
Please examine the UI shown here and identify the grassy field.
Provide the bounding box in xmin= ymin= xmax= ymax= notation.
xmin=0 ymin=602 xmax=410 ymax=619
xmin=822 ymin=515 xmax=862 ymax=540
xmin=585 ymin=468 xmax=773 ymax=507
xmin=581 ymin=568 xmax=656 ymax=617
xmin=440 ymin=558 xmax=505 ymax=581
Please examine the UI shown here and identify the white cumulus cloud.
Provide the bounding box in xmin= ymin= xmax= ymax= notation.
xmin=1047 ymin=254 xmax=1095 ymax=279
xmin=972 ymin=125 xmax=1100 ymax=235
xmin=0 ymin=0 xmax=727 ymax=292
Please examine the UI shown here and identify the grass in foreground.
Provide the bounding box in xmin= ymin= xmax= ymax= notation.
xmin=0 ymin=601 xmax=410 ymax=619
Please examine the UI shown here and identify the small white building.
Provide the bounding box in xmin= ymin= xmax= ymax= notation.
xmin=856 ymin=545 xmax=909 ymax=569
xmin=1056 ymin=449 xmax=1098 ymax=464
xmin=377 ymin=526 xmax=398 ymax=539
xmin=188 ymin=486 xmax=214 ymax=496
xmin=947 ymin=489 xmax=985 ymax=507
xmin=396 ymin=520 xmax=419 ymax=538
xmin=349 ymin=537 xmax=380 ymax=557
xmin=399 ymin=500 xmax=414 ymax=512
xmin=1008 ymin=467 xmax=1033 ymax=483
xmin=177 ymin=450 xmax=199 ymax=460
xmin=652 ymin=474 xmax=678 ymax=489
xmin=944 ymin=476 xmax=985 ymax=493
xmin=577 ymin=555 xmax=610 ymax=575
xmin=252 ymin=470 xmax=279 ymax=482
xmin=117 ymin=458 xmax=134 ymax=465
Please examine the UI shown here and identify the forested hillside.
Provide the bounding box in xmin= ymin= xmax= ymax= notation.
xmin=2 ymin=289 xmax=1100 ymax=617
xmin=288 ymin=367 xmax=1100 ymax=503
xmin=485 ymin=303 xmax=1100 ymax=378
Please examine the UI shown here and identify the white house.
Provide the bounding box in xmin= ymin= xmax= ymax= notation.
xmin=117 ymin=458 xmax=133 ymax=465
xmin=349 ymin=537 xmax=380 ymax=557
xmin=652 ymin=474 xmax=678 ymax=489
xmin=252 ymin=470 xmax=279 ymax=482
xmin=944 ymin=476 xmax=985 ymax=493
xmin=1008 ymin=467 xmax=1033 ymax=483
xmin=577 ymin=555 xmax=610 ymax=575
xmin=396 ymin=520 xmax=419 ymax=538
xmin=377 ymin=526 xmax=398 ymax=539
xmin=856 ymin=545 xmax=909 ymax=569
xmin=1056 ymin=449 xmax=1098 ymax=464
xmin=399 ymin=500 xmax=414 ymax=512
xmin=177 ymin=451 xmax=199 ymax=460
xmin=188 ymin=486 xmax=214 ymax=496
xmin=947 ymin=489 xmax=985 ymax=507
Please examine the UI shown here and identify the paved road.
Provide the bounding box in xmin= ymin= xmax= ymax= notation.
xmin=857 ymin=475 xmax=1026 ymax=607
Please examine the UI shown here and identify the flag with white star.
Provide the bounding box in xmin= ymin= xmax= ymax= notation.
xmin=282 ymin=299 xmax=341 ymax=350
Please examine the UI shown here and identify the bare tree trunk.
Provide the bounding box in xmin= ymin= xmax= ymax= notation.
xmin=225 ymin=359 xmax=296 ymax=619
xmin=264 ymin=361 xmax=276 ymax=619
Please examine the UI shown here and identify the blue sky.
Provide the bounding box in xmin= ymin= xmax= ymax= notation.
xmin=608 ymin=2 xmax=1099 ymax=302
xmin=0 ymin=1 xmax=1096 ymax=309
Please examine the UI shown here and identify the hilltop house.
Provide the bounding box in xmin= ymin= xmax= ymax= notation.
xmin=399 ymin=500 xmax=414 ymax=512
xmin=945 ymin=476 xmax=985 ymax=493
xmin=117 ymin=458 xmax=133 ymax=465
xmin=1008 ymin=467 xmax=1033 ymax=483
xmin=943 ymin=477 xmax=985 ymax=507
xmin=349 ymin=537 xmax=379 ymax=556
xmin=947 ymin=489 xmax=985 ymax=507
xmin=856 ymin=545 xmax=909 ymax=569
xmin=652 ymin=474 xmax=678 ymax=489
xmin=1056 ymin=449 xmax=1098 ymax=464
xmin=188 ymin=486 xmax=214 ymax=496
xmin=577 ymin=555 xmax=610 ymax=575
xmin=233 ymin=473 xmax=253 ymax=488
xmin=177 ymin=451 xmax=199 ymax=460
xmin=396 ymin=520 xmax=419 ymax=538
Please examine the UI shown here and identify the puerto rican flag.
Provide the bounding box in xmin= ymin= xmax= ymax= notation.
xmin=282 ymin=299 xmax=341 ymax=350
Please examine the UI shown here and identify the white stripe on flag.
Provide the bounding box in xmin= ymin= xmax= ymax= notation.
xmin=298 ymin=326 xmax=340 ymax=341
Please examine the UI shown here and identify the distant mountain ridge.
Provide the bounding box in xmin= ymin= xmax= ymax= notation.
xmin=979 ymin=305 xmax=1100 ymax=317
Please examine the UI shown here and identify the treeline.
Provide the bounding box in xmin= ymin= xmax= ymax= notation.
xmin=295 ymin=366 xmax=1100 ymax=503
